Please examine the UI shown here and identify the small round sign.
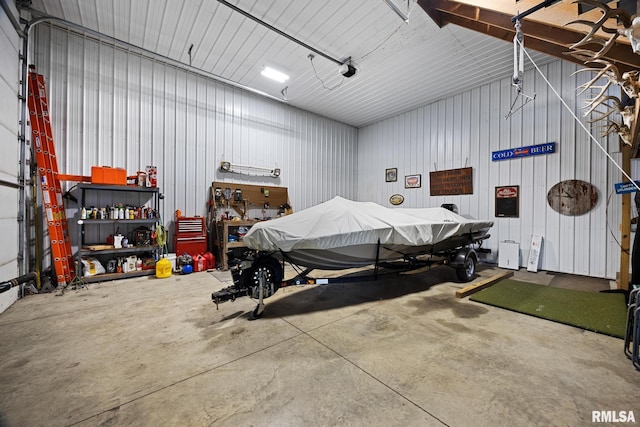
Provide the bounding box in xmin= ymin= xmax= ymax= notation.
xmin=389 ymin=194 xmax=404 ymax=206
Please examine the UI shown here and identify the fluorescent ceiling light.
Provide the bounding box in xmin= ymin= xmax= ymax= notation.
xmin=261 ymin=66 xmax=289 ymax=83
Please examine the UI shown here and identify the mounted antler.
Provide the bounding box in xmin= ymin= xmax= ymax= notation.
xmin=601 ymin=121 xmax=633 ymax=145
xmin=620 ymin=16 xmax=640 ymax=52
xmin=566 ymin=1 xmax=640 ymax=151
xmin=574 ymin=60 xmax=618 ymax=98
xmin=583 ymin=95 xmax=634 ymax=125
xmin=574 ymin=59 xmax=640 ymax=99
xmin=565 ymin=0 xmax=634 ymax=60
xmin=584 ymin=94 xmax=635 ymax=145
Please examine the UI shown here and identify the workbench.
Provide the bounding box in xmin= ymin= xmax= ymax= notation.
xmin=215 ymin=220 xmax=259 ymax=269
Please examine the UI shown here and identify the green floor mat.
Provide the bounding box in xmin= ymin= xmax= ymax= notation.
xmin=469 ymin=279 xmax=627 ymax=339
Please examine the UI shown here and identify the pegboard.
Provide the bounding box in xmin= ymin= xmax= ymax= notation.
xmin=211 ymin=182 xmax=290 ymax=214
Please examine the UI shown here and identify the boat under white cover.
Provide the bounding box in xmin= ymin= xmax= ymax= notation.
xmin=243 ymin=197 xmax=493 ymax=270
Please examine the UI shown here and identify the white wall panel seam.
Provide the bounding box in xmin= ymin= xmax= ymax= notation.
xmin=358 ymin=59 xmax=622 ymax=279
xmin=31 ymin=25 xmax=357 ymax=251
xmin=0 ymin=11 xmax=20 ymax=280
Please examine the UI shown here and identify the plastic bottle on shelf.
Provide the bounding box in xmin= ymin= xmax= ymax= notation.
xmin=81 ymin=207 xmax=86 ymax=219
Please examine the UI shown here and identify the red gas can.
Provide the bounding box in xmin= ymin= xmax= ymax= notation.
xmin=194 ymin=254 xmax=206 ymax=272
xmin=203 ymin=252 xmax=215 ymax=270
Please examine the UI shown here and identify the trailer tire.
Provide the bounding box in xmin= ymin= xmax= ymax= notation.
xmin=456 ymin=253 xmax=476 ymax=282
xmin=244 ymin=256 xmax=283 ymax=299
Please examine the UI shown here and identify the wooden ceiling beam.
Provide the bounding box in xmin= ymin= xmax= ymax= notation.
xmin=418 ymin=0 xmax=640 ymax=72
xmin=435 ymin=13 xmax=586 ymax=69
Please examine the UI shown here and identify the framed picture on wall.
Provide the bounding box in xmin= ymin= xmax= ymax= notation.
xmin=405 ymin=174 xmax=422 ymax=189
xmin=385 ymin=168 xmax=397 ymax=182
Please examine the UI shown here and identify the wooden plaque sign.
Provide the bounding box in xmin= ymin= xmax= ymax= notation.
xmin=429 ymin=167 xmax=473 ymax=196
xmin=546 ymin=180 xmax=598 ymax=216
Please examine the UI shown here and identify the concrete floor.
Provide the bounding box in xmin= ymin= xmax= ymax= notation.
xmin=0 ymin=264 xmax=638 ymax=426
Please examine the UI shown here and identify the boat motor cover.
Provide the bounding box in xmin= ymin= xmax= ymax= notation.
xmin=243 ymin=197 xmax=493 ymax=252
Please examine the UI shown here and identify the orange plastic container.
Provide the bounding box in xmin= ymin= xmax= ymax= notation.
xmin=203 ymin=252 xmax=215 ymax=270
xmin=193 ymin=254 xmax=206 ymax=272
xmin=91 ymin=166 xmax=127 ymax=185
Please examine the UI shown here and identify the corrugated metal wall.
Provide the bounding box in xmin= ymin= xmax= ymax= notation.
xmin=29 ymin=23 xmax=639 ymax=280
xmin=0 ymin=8 xmax=20 ymax=281
xmin=358 ymin=60 xmax=632 ymax=279
xmin=32 ymin=24 xmax=357 ymax=250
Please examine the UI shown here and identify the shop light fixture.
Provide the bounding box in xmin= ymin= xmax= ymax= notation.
xmin=220 ymin=160 xmax=280 ymax=178
xmin=261 ymin=66 xmax=289 ymax=83
xmin=383 ymin=0 xmax=410 ymax=23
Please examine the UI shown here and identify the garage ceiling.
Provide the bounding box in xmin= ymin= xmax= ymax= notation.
xmin=21 ymin=0 xmax=639 ymax=128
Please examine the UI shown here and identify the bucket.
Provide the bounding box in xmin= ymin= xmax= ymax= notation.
xmin=164 ymin=253 xmax=177 ymax=272
xmin=155 ymin=257 xmax=172 ymax=279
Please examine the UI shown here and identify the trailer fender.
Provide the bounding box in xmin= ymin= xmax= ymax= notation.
xmin=449 ymin=247 xmax=477 ymax=267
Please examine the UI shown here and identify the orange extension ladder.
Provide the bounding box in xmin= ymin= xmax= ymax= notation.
xmin=27 ymin=65 xmax=75 ymax=287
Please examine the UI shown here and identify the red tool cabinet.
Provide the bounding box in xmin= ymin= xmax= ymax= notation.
xmin=174 ymin=216 xmax=207 ymax=256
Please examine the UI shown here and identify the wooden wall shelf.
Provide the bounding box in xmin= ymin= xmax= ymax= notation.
xmin=215 ymin=220 xmax=259 ymax=269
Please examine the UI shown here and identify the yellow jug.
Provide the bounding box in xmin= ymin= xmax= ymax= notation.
xmin=155 ymin=257 xmax=172 ymax=279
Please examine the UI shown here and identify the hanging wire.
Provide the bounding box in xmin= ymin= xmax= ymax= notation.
xmin=521 ymin=45 xmax=640 ymax=192
xmin=359 ymin=1 xmax=419 ymax=62
xmin=309 ymin=55 xmax=345 ymax=90
xmin=358 ymin=22 xmax=405 ymax=62
xmin=299 ymin=1 xmax=418 ymax=94
xmin=606 ymin=191 xmax=630 ymax=253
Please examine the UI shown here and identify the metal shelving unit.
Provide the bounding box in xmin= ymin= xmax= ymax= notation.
xmin=74 ymin=184 xmax=161 ymax=282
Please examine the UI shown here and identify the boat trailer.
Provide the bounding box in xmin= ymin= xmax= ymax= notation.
xmin=211 ymin=239 xmax=488 ymax=319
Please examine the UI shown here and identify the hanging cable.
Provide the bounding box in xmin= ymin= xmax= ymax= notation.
xmin=606 ymin=191 xmax=629 ymax=253
xmin=309 ymin=54 xmax=345 ymax=90
xmin=359 ymin=1 xmax=419 ymax=62
xmin=521 ymin=45 xmax=640 ymax=192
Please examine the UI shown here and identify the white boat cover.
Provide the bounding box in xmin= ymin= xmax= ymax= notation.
xmin=243 ymin=196 xmax=493 ymax=253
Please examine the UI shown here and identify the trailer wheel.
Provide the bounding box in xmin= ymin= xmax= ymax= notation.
xmin=244 ymin=256 xmax=283 ymax=299
xmin=456 ymin=253 xmax=476 ymax=282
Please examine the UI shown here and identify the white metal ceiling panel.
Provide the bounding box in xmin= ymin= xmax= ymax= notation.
xmin=26 ymin=0 xmax=558 ymax=127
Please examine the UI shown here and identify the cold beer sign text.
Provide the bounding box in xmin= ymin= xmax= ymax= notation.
xmin=492 ymin=142 xmax=556 ymax=161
